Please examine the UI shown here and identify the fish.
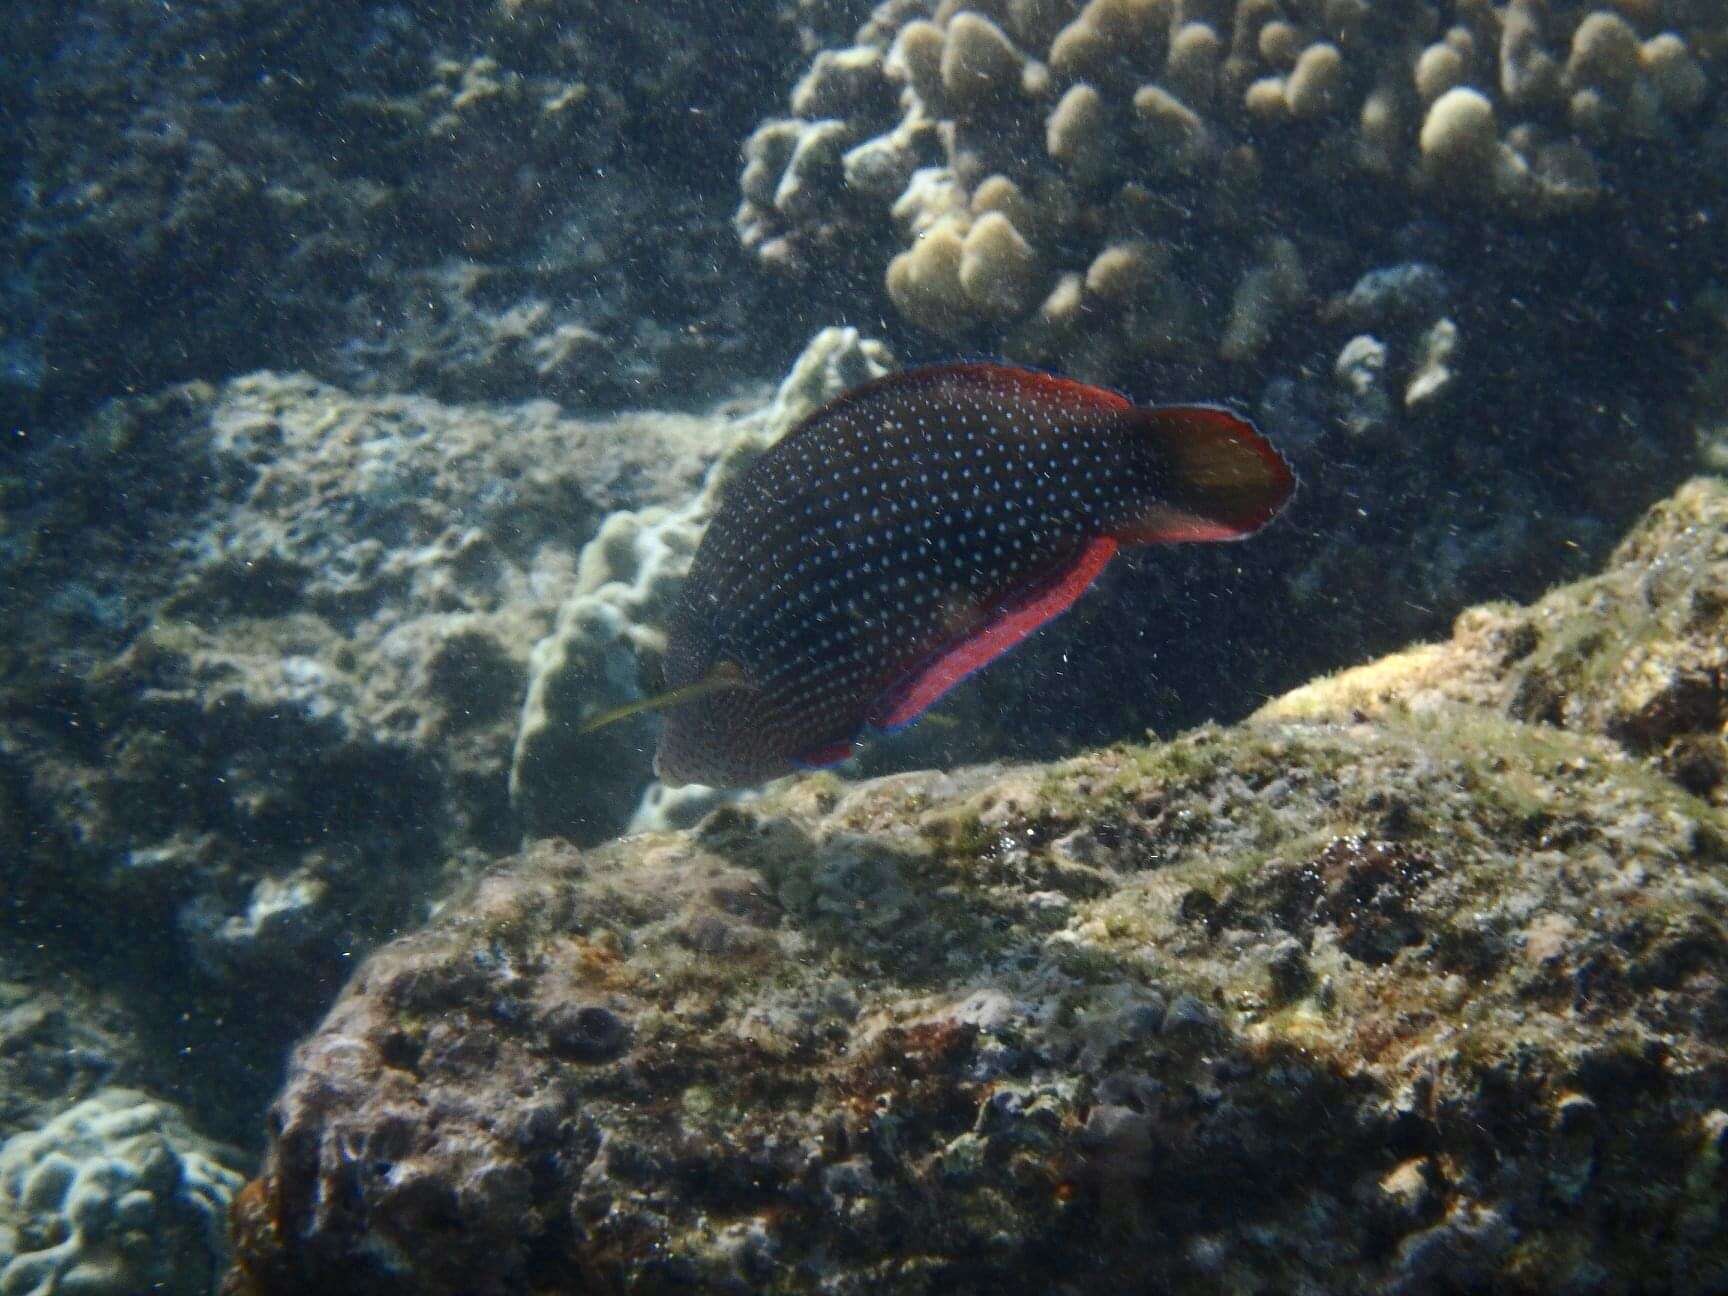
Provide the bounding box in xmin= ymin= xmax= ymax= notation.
xmin=589 ymin=361 xmax=1295 ymax=788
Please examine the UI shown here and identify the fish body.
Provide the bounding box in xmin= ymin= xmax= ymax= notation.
xmin=653 ymin=362 xmax=1294 ymax=787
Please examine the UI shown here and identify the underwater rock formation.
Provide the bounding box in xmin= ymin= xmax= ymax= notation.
xmin=0 ymin=1089 xmax=245 ymax=1296
xmin=225 ymin=476 xmax=1728 ymax=1295
xmin=0 ymin=371 xmax=730 ymax=1080
xmin=3 ymin=0 xmax=845 ymax=424
xmin=1266 ymin=475 xmax=1728 ymax=807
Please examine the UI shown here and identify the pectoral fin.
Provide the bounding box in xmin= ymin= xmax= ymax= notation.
xmin=579 ymin=661 xmax=752 ymax=735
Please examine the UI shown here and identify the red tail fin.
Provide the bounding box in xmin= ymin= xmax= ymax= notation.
xmin=1113 ymin=405 xmax=1295 ymax=544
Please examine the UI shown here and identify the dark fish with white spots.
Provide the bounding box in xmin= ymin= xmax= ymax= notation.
xmin=588 ymin=362 xmax=1295 ymax=788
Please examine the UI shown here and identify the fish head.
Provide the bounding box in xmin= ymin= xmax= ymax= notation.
xmin=653 ymin=679 xmax=793 ymax=789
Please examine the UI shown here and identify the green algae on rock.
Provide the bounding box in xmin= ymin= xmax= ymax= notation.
xmin=1265 ymin=475 xmax=1728 ymax=807
xmin=225 ymin=481 xmax=1728 ymax=1296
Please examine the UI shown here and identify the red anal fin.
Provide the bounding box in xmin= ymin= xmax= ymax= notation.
xmin=792 ymin=741 xmax=855 ymax=770
xmin=870 ymin=536 xmax=1120 ymax=732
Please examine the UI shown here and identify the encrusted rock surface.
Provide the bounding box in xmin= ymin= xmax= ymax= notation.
xmin=3 ymin=0 xmax=863 ymax=424
xmin=225 ymin=477 xmax=1728 ymax=1295
xmin=1266 ymin=475 xmax=1728 ymax=807
xmin=0 ymin=371 xmax=729 ymax=1106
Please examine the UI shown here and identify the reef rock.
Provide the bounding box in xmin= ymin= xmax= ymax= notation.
xmin=0 ymin=370 xmax=726 ymax=1094
xmin=4 ymin=0 xmax=829 ymax=425
xmin=226 ymin=477 xmax=1728 ymax=1295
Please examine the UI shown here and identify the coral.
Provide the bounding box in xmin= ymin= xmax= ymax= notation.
xmin=510 ymin=327 xmax=894 ymax=842
xmin=737 ymin=0 xmax=1726 ymax=367
xmin=226 ymin=477 xmax=1728 ymax=1296
xmin=0 ymin=1089 xmax=244 ymax=1296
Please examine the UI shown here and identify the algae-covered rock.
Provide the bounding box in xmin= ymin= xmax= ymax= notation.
xmin=226 ymin=478 xmax=1728 ymax=1295
xmin=1266 ymin=475 xmax=1728 ymax=805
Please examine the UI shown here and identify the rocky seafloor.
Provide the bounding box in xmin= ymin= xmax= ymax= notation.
xmin=218 ymin=474 xmax=1728 ymax=1294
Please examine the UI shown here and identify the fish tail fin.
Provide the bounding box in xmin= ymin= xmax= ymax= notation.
xmin=1116 ymin=404 xmax=1296 ymax=543
xmin=578 ymin=661 xmax=753 ymax=735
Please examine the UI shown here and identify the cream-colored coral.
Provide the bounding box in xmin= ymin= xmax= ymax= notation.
xmin=960 ymin=211 xmax=1042 ymax=317
xmin=942 ymin=12 xmax=1027 ymax=104
xmin=1419 ymin=86 xmax=1500 ymax=189
xmin=1050 ymin=13 xmax=1114 ymax=83
xmin=1566 ymin=12 xmax=1643 ymax=90
xmin=1166 ymin=22 xmax=1223 ymax=105
xmin=1500 ymin=0 xmax=1558 ymax=108
xmin=1040 ymin=270 xmax=1086 ymax=329
xmin=887 ymin=219 xmax=970 ymax=335
xmin=740 ymin=0 xmax=1725 ymax=365
xmin=1285 ymin=42 xmax=1344 ymax=118
xmin=1047 ymin=82 xmax=1109 ymax=181
xmin=971 ymin=173 xmax=1039 ymax=236
xmin=1258 ymin=20 xmax=1301 ymax=66
xmin=791 ymin=47 xmax=886 ymax=119
xmin=889 ymin=20 xmax=947 ymax=104
xmin=1243 ymin=76 xmax=1288 ymax=121
xmin=1132 ymin=84 xmax=1208 ymax=169
xmin=1358 ymin=87 xmax=1401 ymax=172
xmin=1406 ymin=318 xmax=1460 ymax=407
xmin=772 ymin=120 xmax=850 ymax=221
xmin=892 ymin=166 xmax=970 ymax=239
xmin=1641 ymin=33 xmax=1706 ymax=113
xmin=1414 ymin=42 xmax=1466 ymax=103
xmin=1084 ymin=240 xmax=1163 ymax=300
